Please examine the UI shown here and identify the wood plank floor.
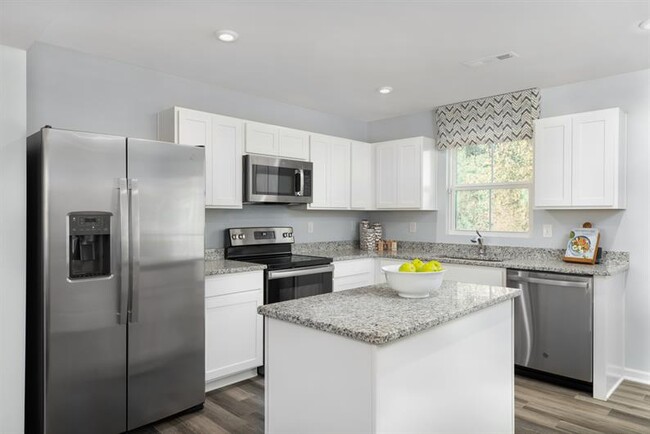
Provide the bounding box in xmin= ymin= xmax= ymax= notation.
xmin=133 ymin=376 xmax=650 ymax=433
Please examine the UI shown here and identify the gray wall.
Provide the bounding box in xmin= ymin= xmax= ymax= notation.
xmin=367 ymin=69 xmax=650 ymax=374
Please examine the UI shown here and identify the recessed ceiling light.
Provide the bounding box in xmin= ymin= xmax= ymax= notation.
xmin=216 ymin=30 xmax=239 ymax=42
xmin=639 ymin=19 xmax=650 ymax=31
xmin=378 ymin=86 xmax=393 ymax=95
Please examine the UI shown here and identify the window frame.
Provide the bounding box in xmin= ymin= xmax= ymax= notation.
xmin=446 ymin=144 xmax=534 ymax=238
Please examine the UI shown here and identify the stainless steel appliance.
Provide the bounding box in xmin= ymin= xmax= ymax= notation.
xmin=507 ymin=269 xmax=593 ymax=391
xmin=26 ymin=127 xmax=206 ymax=433
xmin=244 ymin=155 xmax=313 ymax=204
xmin=225 ymin=227 xmax=333 ymax=374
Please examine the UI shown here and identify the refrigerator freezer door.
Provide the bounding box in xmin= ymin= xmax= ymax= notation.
xmin=38 ymin=129 xmax=128 ymax=434
xmin=126 ymin=138 xmax=206 ymax=430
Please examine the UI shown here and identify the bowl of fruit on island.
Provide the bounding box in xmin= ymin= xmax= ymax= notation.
xmin=382 ymin=259 xmax=446 ymax=299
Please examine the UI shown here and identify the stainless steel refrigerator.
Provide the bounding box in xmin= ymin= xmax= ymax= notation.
xmin=26 ymin=127 xmax=206 ymax=433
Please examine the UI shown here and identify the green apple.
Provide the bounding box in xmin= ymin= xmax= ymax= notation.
xmin=399 ymin=262 xmax=417 ymax=272
xmin=411 ymin=258 xmax=424 ymax=269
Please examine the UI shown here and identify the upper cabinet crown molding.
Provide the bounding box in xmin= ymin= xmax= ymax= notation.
xmin=374 ymin=137 xmax=437 ymax=210
xmin=534 ymin=108 xmax=626 ymax=210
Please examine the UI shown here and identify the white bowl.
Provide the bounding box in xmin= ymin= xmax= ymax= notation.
xmin=382 ymin=264 xmax=446 ymax=299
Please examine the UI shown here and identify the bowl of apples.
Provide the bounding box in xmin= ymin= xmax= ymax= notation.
xmin=382 ymin=259 xmax=446 ymax=299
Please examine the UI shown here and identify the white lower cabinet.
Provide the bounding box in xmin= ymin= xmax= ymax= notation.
xmin=333 ymin=258 xmax=375 ymax=291
xmin=205 ymin=271 xmax=263 ymax=390
xmin=439 ymin=263 xmax=505 ymax=286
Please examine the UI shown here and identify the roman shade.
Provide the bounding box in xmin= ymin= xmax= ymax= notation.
xmin=434 ymin=88 xmax=540 ymax=150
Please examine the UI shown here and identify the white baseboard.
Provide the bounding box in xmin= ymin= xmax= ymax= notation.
xmin=624 ymin=367 xmax=650 ymax=386
xmin=205 ymin=368 xmax=258 ymax=393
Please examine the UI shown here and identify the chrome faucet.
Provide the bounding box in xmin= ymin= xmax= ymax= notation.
xmin=471 ymin=230 xmax=486 ymax=257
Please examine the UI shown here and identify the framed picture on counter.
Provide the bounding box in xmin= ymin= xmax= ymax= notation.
xmin=563 ymin=228 xmax=600 ymax=264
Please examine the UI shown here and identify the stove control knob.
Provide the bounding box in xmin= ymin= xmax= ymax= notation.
xmin=238 ymin=234 xmax=245 ymax=240
xmin=289 ymin=232 xmax=293 ymax=237
xmin=231 ymin=234 xmax=237 ymax=240
xmin=282 ymin=233 xmax=287 ymax=238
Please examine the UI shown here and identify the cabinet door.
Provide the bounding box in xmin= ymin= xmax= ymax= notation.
xmin=245 ymin=121 xmax=278 ymax=156
xmin=375 ymin=143 xmax=397 ymax=208
xmin=309 ymin=136 xmax=330 ymax=208
xmin=205 ymin=290 xmax=263 ymax=382
xmin=211 ymin=115 xmax=243 ymax=208
xmin=396 ymin=140 xmax=422 ymax=208
xmin=571 ymin=110 xmax=617 ymax=207
xmin=350 ymin=141 xmax=373 ymax=209
xmin=278 ymin=128 xmax=309 ymax=160
xmin=329 ymin=139 xmax=351 ymax=209
xmin=178 ymin=108 xmax=213 ymax=204
xmin=534 ymin=117 xmax=572 ymax=207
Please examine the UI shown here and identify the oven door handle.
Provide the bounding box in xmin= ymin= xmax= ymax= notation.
xmin=267 ymin=264 xmax=334 ymax=280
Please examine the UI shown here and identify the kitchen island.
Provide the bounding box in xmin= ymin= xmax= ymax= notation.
xmin=258 ymin=281 xmax=521 ymax=434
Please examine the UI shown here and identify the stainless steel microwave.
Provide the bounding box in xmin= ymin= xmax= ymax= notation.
xmin=244 ymin=155 xmax=313 ymax=204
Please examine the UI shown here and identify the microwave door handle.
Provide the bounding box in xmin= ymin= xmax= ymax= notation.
xmin=295 ymin=169 xmax=304 ymax=197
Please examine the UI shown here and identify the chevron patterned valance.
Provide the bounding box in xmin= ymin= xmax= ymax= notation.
xmin=434 ymin=88 xmax=540 ymax=150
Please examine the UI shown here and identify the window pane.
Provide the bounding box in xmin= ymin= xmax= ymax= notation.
xmin=493 ymin=140 xmax=533 ymax=183
xmin=456 ymin=144 xmax=491 ymax=185
xmin=490 ymin=188 xmax=530 ymax=232
xmin=455 ymin=190 xmax=489 ymax=231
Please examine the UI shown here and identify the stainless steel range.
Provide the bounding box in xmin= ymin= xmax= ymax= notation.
xmin=225 ymin=227 xmax=333 ymax=304
xmin=225 ymin=227 xmax=333 ymax=375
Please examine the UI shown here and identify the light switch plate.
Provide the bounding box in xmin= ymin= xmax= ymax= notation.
xmin=307 ymin=222 xmax=314 ymax=233
xmin=543 ymin=224 xmax=552 ymax=238
xmin=409 ymin=222 xmax=417 ymax=233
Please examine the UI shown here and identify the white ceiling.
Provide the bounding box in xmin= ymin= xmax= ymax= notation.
xmin=2 ymin=0 xmax=649 ymax=121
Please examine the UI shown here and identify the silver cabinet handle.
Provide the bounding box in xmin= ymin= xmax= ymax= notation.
xmin=118 ymin=178 xmax=129 ymax=325
xmin=508 ymin=275 xmax=590 ymax=289
xmin=268 ymin=264 xmax=334 ymax=280
xmin=128 ymin=179 xmax=141 ymax=323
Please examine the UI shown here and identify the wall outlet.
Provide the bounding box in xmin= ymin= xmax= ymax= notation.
xmin=543 ymin=224 xmax=552 ymax=238
xmin=409 ymin=222 xmax=417 ymax=233
xmin=307 ymin=222 xmax=314 ymax=233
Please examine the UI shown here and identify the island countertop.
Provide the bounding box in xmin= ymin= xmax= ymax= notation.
xmin=258 ymin=282 xmax=521 ymax=345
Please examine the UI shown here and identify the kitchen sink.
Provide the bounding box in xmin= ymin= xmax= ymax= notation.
xmin=438 ymin=256 xmax=504 ymax=263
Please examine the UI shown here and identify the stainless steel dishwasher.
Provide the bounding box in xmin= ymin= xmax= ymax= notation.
xmin=507 ymin=269 xmax=593 ymax=390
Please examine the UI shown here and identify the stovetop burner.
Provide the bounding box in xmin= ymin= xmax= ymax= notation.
xmin=224 ymin=227 xmax=332 ymax=270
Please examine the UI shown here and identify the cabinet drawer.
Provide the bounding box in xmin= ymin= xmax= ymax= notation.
xmin=334 ymin=258 xmax=374 ymax=278
xmin=334 ymin=273 xmax=374 ymax=292
xmin=205 ymin=271 xmax=263 ymax=298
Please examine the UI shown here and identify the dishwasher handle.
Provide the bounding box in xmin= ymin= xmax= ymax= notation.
xmin=508 ymin=275 xmax=590 ymax=289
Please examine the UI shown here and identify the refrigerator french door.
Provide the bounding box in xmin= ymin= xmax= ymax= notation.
xmin=26 ymin=128 xmax=205 ymax=433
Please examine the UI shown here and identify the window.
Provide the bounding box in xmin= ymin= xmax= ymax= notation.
xmin=449 ymin=139 xmax=533 ymax=234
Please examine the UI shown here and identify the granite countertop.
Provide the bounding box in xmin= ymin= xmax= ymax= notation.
xmin=205 ymin=258 xmax=266 ymax=276
xmin=258 ymin=282 xmax=521 ymax=345
xmin=292 ymin=243 xmax=629 ymax=277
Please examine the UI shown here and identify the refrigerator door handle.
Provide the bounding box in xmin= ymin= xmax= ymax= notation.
xmin=128 ymin=178 xmax=141 ymax=323
xmin=118 ymin=178 xmax=129 ymax=325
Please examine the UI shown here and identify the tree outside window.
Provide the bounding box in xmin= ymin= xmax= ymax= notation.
xmin=450 ymin=139 xmax=533 ymax=233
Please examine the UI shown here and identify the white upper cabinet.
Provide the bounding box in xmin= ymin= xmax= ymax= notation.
xmin=350 ymin=141 xmax=374 ymax=210
xmin=375 ymin=137 xmax=437 ymax=210
xmin=308 ymin=134 xmax=351 ymax=209
xmin=245 ymin=121 xmax=279 ymax=156
xmin=534 ymin=108 xmax=626 ymax=209
xmin=534 ymin=116 xmax=572 ymax=207
xmin=278 ymin=128 xmax=310 ymax=160
xmin=158 ymin=107 xmax=243 ymax=209
xmin=245 ymin=122 xmax=309 ymax=160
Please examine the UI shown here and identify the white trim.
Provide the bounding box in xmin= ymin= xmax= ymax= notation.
xmin=624 ymin=368 xmax=650 ymax=386
xmin=205 ymin=368 xmax=258 ymax=392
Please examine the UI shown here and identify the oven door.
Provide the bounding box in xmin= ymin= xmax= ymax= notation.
xmin=244 ymin=155 xmax=313 ymax=204
xmin=266 ymin=264 xmax=334 ymax=304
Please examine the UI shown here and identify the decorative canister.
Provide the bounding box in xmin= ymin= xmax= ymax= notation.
xmin=372 ymin=223 xmax=383 ymax=251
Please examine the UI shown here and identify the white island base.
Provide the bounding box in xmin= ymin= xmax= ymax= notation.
xmin=265 ymin=300 xmax=515 ymax=434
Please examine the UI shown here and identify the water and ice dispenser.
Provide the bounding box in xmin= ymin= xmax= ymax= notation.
xmin=68 ymin=212 xmax=111 ymax=279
